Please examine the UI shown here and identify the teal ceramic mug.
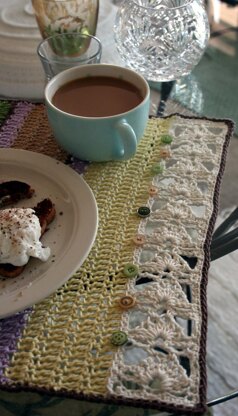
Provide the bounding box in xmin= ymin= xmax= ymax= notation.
xmin=45 ymin=64 xmax=150 ymax=162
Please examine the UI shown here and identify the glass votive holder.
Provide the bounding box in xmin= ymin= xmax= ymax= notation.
xmin=37 ymin=32 xmax=102 ymax=81
xmin=31 ymin=0 xmax=99 ymax=39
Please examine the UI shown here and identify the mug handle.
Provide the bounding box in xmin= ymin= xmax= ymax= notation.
xmin=115 ymin=119 xmax=137 ymax=160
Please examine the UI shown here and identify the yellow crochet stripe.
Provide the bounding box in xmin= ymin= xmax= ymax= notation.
xmin=6 ymin=118 xmax=172 ymax=395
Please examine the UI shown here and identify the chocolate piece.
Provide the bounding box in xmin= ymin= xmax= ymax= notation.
xmin=0 ymin=181 xmax=34 ymax=207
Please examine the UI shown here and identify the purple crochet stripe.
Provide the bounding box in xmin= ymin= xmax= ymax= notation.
xmin=69 ymin=156 xmax=89 ymax=174
xmin=0 ymin=102 xmax=35 ymax=147
xmin=0 ymin=308 xmax=32 ymax=383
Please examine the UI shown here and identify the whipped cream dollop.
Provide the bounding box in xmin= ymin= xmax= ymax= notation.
xmin=0 ymin=208 xmax=51 ymax=266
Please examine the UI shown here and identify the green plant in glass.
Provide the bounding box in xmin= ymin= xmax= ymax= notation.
xmin=44 ymin=15 xmax=91 ymax=56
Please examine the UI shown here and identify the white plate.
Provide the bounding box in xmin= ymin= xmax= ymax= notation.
xmin=0 ymin=149 xmax=98 ymax=318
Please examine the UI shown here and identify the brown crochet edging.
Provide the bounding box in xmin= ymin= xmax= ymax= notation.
xmin=1 ymin=113 xmax=235 ymax=415
xmin=0 ymin=382 xmax=206 ymax=415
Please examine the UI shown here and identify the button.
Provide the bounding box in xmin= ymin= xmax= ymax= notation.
xmin=111 ymin=331 xmax=128 ymax=346
xmin=133 ymin=235 xmax=145 ymax=245
xmin=148 ymin=186 xmax=158 ymax=196
xmin=161 ymin=134 xmax=173 ymax=144
xmin=119 ymin=295 xmax=136 ymax=309
xmin=137 ymin=206 xmax=150 ymax=217
xmin=159 ymin=149 xmax=171 ymax=158
xmin=123 ymin=263 xmax=139 ymax=278
xmin=151 ymin=163 xmax=164 ymax=175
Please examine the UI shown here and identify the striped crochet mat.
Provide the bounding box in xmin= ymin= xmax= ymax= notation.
xmin=0 ymin=100 xmax=234 ymax=415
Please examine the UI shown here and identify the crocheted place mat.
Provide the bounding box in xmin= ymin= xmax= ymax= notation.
xmin=0 ymin=101 xmax=234 ymax=415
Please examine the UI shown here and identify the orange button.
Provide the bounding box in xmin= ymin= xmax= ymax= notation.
xmin=133 ymin=235 xmax=145 ymax=246
xmin=119 ymin=295 xmax=136 ymax=310
xmin=159 ymin=149 xmax=171 ymax=158
xmin=148 ymin=186 xmax=158 ymax=196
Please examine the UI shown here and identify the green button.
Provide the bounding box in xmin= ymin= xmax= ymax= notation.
xmin=137 ymin=206 xmax=151 ymax=217
xmin=111 ymin=331 xmax=128 ymax=346
xmin=123 ymin=263 xmax=139 ymax=278
xmin=161 ymin=134 xmax=173 ymax=144
xmin=151 ymin=163 xmax=164 ymax=175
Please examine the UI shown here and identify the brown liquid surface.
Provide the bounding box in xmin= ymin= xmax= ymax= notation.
xmin=52 ymin=76 xmax=143 ymax=117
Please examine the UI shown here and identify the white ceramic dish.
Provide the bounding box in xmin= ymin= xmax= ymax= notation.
xmin=0 ymin=149 xmax=98 ymax=318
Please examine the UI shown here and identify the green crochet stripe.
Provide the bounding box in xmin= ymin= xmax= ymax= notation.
xmin=0 ymin=101 xmax=12 ymax=126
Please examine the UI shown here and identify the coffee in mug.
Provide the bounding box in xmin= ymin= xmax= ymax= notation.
xmin=52 ymin=76 xmax=144 ymax=117
xmin=45 ymin=64 xmax=150 ymax=162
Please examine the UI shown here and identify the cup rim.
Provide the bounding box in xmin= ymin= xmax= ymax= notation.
xmin=45 ymin=64 xmax=150 ymax=120
xmin=37 ymin=33 xmax=102 ymax=64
